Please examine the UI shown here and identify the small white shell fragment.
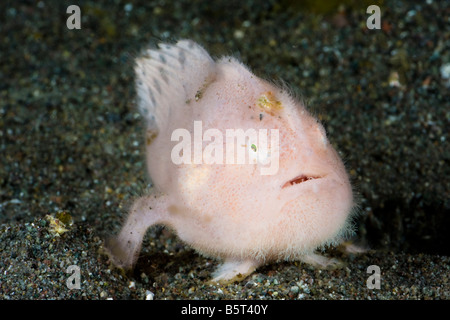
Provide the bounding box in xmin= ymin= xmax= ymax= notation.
xmin=145 ymin=290 xmax=154 ymax=300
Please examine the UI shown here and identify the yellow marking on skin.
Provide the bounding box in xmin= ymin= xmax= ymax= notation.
xmin=257 ymin=91 xmax=283 ymax=115
xmin=184 ymin=165 xmax=210 ymax=192
xmin=146 ymin=130 xmax=158 ymax=146
xmin=195 ymin=78 xmax=214 ymax=101
xmin=168 ymin=205 xmax=182 ymax=215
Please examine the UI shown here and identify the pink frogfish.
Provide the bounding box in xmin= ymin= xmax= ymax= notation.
xmin=104 ymin=40 xmax=355 ymax=283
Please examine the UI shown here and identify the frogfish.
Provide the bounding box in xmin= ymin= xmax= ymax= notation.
xmin=104 ymin=39 xmax=355 ymax=283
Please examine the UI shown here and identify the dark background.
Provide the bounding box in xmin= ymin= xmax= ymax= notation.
xmin=0 ymin=0 xmax=448 ymax=299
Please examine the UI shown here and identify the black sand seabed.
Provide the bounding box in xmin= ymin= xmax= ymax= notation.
xmin=0 ymin=0 xmax=448 ymax=300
